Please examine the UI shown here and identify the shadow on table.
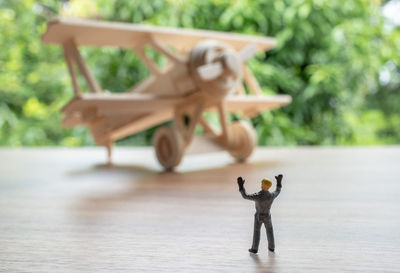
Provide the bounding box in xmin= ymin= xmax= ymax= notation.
xmin=70 ymin=158 xmax=284 ymax=215
xmin=250 ymin=252 xmax=277 ymax=273
xmin=67 ymin=163 xmax=158 ymax=177
xmin=67 ymin=157 xmax=282 ymax=177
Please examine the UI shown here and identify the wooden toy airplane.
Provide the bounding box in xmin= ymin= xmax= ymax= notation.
xmin=42 ymin=18 xmax=291 ymax=170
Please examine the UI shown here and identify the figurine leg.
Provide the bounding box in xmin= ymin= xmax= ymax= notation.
xmin=250 ymin=214 xmax=262 ymax=252
xmin=265 ymin=218 xmax=275 ymax=251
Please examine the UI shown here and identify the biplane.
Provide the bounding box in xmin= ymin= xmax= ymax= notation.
xmin=41 ymin=18 xmax=291 ymax=170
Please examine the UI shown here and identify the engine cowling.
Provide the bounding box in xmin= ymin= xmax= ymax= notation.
xmin=189 ymin=40 xmax=242 ymax=100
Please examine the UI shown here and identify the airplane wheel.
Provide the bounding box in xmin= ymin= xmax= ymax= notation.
xmin=153 ymin=126 xmax=185 ymax=170
xmin=228 ymin=121 xmax=257 ymax=162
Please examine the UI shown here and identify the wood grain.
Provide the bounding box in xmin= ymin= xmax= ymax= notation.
xmin=0 ymin=147 xmax=400 ymax=272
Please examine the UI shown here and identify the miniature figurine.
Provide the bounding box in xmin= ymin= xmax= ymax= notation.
xmin=237 ymin=174 xmax=283 ymax=253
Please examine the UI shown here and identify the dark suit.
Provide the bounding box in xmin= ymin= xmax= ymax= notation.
xmin=240 ymin=185 xmax=281 ymax=251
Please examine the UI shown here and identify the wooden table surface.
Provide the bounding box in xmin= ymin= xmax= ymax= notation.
xmin=0 ymin=147 xmax=399 ymax=272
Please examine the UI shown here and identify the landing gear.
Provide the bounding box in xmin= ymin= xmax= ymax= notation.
xmin=153 ymin=126 xmax=185 ymax=170
xmin=228 ymin=121 xmax=257 ymax=162
xmin=153 ymin=109 xmax=257 ymax=169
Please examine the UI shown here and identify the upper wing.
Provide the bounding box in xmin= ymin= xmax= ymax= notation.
xmin=41 ymin=18 xmax=276 ymax=52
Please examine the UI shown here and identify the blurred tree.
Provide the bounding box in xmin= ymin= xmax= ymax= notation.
xmin=0 ymin=0 xmax=399 ymax=146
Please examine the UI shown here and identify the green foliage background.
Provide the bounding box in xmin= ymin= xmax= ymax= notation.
xmin=1 ymin=0 xmax=399 ymax=146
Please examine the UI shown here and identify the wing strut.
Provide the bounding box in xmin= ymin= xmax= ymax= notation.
xmin=62 ymin=39 xmax=102 ymax=97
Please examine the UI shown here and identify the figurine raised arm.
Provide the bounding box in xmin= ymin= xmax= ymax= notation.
xmin=237 ymin=174 xmax=283 ymax=253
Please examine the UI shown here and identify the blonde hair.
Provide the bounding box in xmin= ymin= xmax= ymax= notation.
xmin=261 ymin=179 xmax=272 ymax=188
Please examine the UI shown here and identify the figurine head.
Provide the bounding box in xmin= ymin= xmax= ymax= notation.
xmin=261 ymin=179 xmax=272 ymax=191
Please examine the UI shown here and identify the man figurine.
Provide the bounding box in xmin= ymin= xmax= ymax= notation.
xmin=237 ymin=174 xmax=283 ymax=253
